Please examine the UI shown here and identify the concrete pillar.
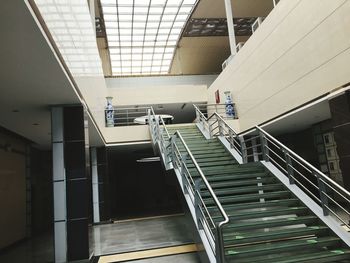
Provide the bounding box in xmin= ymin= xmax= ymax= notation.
xmin=51 ymin=105 xmax=90 ymax=262
xmin=91 ymin=147 xmax=100 ymax=223
xmin=52 ymin=107 xmax=67 ymax=263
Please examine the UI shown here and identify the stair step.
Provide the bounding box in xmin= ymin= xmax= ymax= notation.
xmin=205 ymin=191 xmax=292 ymax=205
xmin=187 ymin=160 xmax=236 ymax=168
xmin=225 ymin=237 xmax=341 ymax=259
xmin=222 ymin=215 xmax=318 ymax=232
xmin=264 ymin=249 xmax=350 ymax=263
xmin=216 ymin=206 xmax=309 ymax=221
xmin=177 ymin=145 xmax=225 ymax=151
xmin=207 ymin=177 xmax=278 ymax=189
xmin=202 ymin=184 xmax=284 ymax=197
xmin=224 ymin=225 xmax=329 ymax=246
xmin=203 ymin=172 xmax=270 ymax=182
xmin=189 ymin=156 xmax=234 ymax=163
xmin=192 ymin=166 xmax=266 ymax=175
xmin=192 ymin=153 xmax=232 ymax=159
xmin=209 ymin=199 xmax=300 ymax=214
xmin=182 ymin=149 xmax=228 ymax=155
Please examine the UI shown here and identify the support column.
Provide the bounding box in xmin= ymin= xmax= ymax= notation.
xmin=224 ymin=0 xmax=237 ymax=55
xmin=96 ymin=147 xmax=110 ymax=221
xmin=52 ymin=107 xmax=67 ymax=263
xmin=52 ymin=105 xmax=90 ymax=262
xmin=91 ymin=147 xmax=100 ymax=223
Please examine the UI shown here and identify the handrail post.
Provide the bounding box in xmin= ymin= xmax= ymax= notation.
xmin=229 ymin=129 xmax=234 ymax=149
xmin=218 ymin=118 xmax=224 ymax=136
xmin=215 ymin=225 xmax=226 ymax=263
xmin=181 ymin=152 xmax=189 ymax=194
xmin=283 ymin=150 xmax=295 ymax=184
xmin=315 ymin=172 xmax=330 ymax=216
xmin=208 ymin=122 xmax=213 ymax=139
xmin=170 ymin=135 xmax=176 ymax=166
xmin=165 ymin=138 xmax=171 ymax=165
xmin=252 ymin=138 xmax=259 ymax=162
xmin=194 ymin=178 xmax=203 ymax=230
xmin=240 ymin=136 xmax=247 ymax=163
xmin=260 ymin=131 xmax=269 ymax=162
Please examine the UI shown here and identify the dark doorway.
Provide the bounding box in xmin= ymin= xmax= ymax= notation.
xmin=108 ymin=143 xmax=183 ymax=220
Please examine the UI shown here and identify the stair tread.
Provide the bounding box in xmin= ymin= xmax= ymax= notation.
xmin=229 ymin=249 xmax=350 ymax=263
xmin=222 ymin=215 xmax=318 ymax=231
xmin=214 ymin=206 xmax=309 ymax=221
xmin=224 ymin=225 xmax=329 ymax=244
xmin=205 ymin=191 xmax=292 ymax=205
xmin=203 ymin=183 xmax=285 ymax=197
xmin=209 ymin=199 xmax=300 ymax=213
xmin=225 ymin=236 xmax=340 ymax=256
xmin=265 ymin=249 xmax=350 ymax=263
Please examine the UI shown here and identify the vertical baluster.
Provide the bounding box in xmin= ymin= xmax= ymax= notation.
xmin=218 ymin=118 xmax=224 ymax=136
xmin=240 ymin=136 xmax=247 ymax=164
xmin=194 ymin=179 xmax=203 ymax=230
xmin=260 ymin=132 xmax=269 ymax=162
xmin=229 ymin=129 xmax=234 ymax=149
xmin=181 ymin=152 xmax=189 ymax=195
xmin=215 ymin=226 xmax=226 ymax=263
xmin=315 ymin=172 xmax=330 ymax=216
xmin=252 ymin=138 xmax=259 ymax=162
xmin=283 ymin=150 xmax=295 ymax=184
xmin=209 ymin=122 xmax=213 ymax=139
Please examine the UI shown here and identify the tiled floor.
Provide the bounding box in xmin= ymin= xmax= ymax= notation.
xmin=91 ymin=214 xmax=195 ymax=256
xmin=0 ymin=215 xmax=197 ymax=263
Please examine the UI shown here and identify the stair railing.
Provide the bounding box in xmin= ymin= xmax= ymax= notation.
xmin=194 ymin=104 xmax=243 ymax=159
xmin=170 ymin=131 xmax=229 ymax=263
xmin=148 ymin=108 xmax=171 ymax=167
xmin=148 ymin=107 xmax=229 ymax=262
xmin=244 ymin=126 xmax=350 ymax=228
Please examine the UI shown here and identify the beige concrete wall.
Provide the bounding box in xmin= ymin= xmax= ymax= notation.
xmin=108 ymin=84 xmax=207 ymax=106
xmin=106 ymin=75 xmax=212 ymax=106
xmin=0 ymin=132 xmax=26 ymax=249
xmin=104 ymin=125 xmax=150 ymax=143
xmin=208 ymin=0 xmax=350 ymax=131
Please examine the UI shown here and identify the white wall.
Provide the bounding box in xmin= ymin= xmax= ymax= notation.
xmin=208 ymin=0 xmax=350 ymax=131
xmin=104 ymin=125 xmax=150 ymax=143
xmin=106 ymin=75 xmax=215 ymax=106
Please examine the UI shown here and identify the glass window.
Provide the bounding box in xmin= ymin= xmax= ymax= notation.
xmin=101 ymin=0 xmax=196 ymax=76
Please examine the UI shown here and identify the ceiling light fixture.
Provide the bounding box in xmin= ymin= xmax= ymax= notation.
xmin=136 ymin=157 xmax=160 ymax=163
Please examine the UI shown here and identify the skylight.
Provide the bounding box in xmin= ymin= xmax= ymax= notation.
xmin=101 ymin=0 xmax=197 ymax=76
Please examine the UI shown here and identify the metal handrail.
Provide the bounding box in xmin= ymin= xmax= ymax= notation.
xmin=171 ymin=131 xmax=229 ymax=262
xmin=148 ymin=107 xmax=171 ymax=166
xmin=252 ymin=125 xmax=350 ymax=228
xmin=195 ymin=103 xmax=350 ymax=228
xmin=195 ymin=103 xmax=238 ymax=120
xmin=194 ymin=104 xmax=243 ymax=157
xmin=105 ymin=106 xmax=151 ymax=126
xmin=148 ymin=107 xmax=229 ymax=262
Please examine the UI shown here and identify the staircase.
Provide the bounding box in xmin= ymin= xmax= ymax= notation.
xmin=164 ymin=124 xmax=350 ymax=263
